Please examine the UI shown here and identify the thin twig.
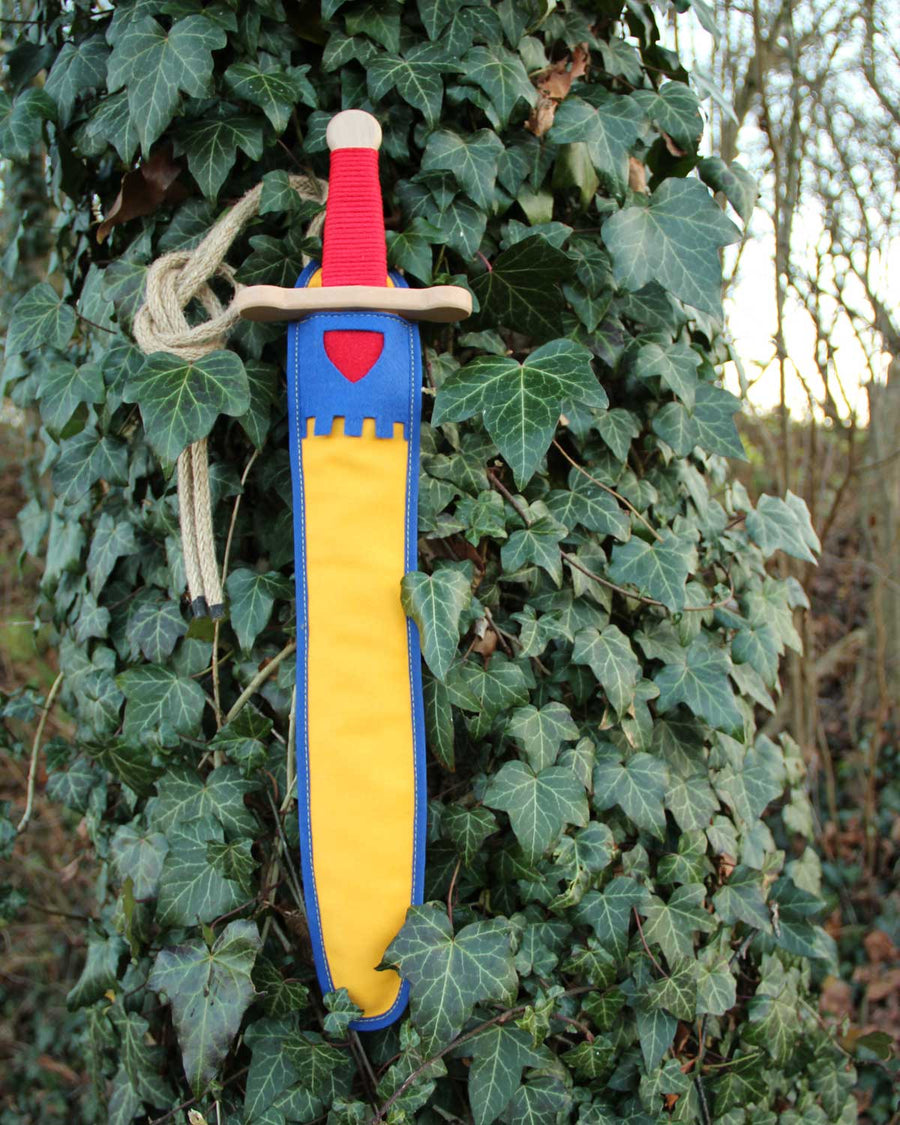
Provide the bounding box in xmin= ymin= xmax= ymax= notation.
xmin=17 ymin=672 xmax=64 ymax=834
xmin=225 ymin=642 xmax=296 ymax=725
xmin=446 ymin=859 xmax=462 ymax=928
xmin=633 ymin=907 xmax=668 ymax=978
xmin=552 ymin=439 xmax=663 ymax=542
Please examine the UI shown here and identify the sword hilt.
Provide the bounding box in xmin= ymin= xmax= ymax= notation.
xmin=322 ymin=111 xmax=387 ymax=289
xmin=234 ymin=110 xmax=471 ymax=325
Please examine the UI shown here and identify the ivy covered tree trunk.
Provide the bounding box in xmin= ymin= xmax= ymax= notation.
xmin=1 ymin=1 xmax=858 ymax=1122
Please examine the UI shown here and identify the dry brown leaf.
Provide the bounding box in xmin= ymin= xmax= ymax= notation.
xmin=628 ymin=156 xmax=648 ymax=194
xmin=661 ymin=131 xmax=687 ymax=158
xmin=526 ymin=94 xmax=558 ymax=137
xmin=820 ymin=975 xmax=854 ymax=1019
xmin=97 ymin=146 xmax=186 ymax=243
xmin=864 ymin=928 xmax=898 ymax=964
xmin=528 ymin=44 xmax=591 ymax=137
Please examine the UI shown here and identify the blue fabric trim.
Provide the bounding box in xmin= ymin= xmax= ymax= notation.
xmin=286 ymin=264 xmax=426 ymax=1032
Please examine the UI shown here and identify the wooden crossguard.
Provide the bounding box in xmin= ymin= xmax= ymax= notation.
xmin=234 ymin=110 xmax=472 ymax=324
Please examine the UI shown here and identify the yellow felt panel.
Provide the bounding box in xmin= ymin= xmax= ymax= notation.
xmin=300 ymin=417 xmax=413 ymax=1020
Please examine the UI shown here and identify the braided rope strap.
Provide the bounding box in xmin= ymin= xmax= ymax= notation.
xmin=132 ymin=173 xmax=326 ymax=617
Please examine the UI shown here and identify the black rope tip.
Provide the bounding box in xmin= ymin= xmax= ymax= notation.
xmin=208 ymin=602 xmax=226 ymax=620
xmin=191 ymin=596 xmax=210 ymax=618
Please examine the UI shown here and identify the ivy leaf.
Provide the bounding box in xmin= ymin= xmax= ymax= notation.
xmin=126 ymin=597 xmax=187 ymax=663
xmin=646 ymin=959 xmax=698 ymax=1021
xmin=224 ymin=62 xmax=315 ymax=133
xmin=635 ymin=1000 xmax=677 ymax=1070
xmin=744 ymin=958 xmax=801 ymax=1064
xmin=461 ymin=45 xmax=536 ymax=126
xmin=52 ymin=431 xmax=128 ymax=502
xmin=209 ymin=707 xmax=273 ymax=778
xmin=471 ymin=236 xmax=577 ymax=343
xmin=147 ymin=765 xmax=257 ymax=840
xmin=401 ymin=568 xmax=473 ymax=681
xmin=597 ymin=408 xmax=641 ymax=462
xmin=506 ymin=702 xmax=579 ymax=772
xmin=712 ymin=1053 xmax=767 ymax=1114
xmin=433 ymin=338 xmax=606 ymax=487
xmin=608 ymin=531 xmax=693 ymax=612
xmin=178 ymin=116 xmax=265 ymax=199
xmin=243 ymin=1018 xmax=320 ymax=1123
xmin=575 ymin=876 xmax=648 ymax=959
xmin=37 ymin=361 xmax=105 ymax=433
xmin=746 ymin=492 xmax=821 ymax=562
xmin=654 ymin=633 xmax=743 ymax=731
xmin=111 ymin=824 xmax=169 ymax=901
xmin=442 ymin=804 xmax=498 ymax=866
xmin=6 ymin=283 xmax=76 ymax=356
xmin=713 ymin=864 xmax=771 ymax=929
xmin=548 ymin=93 xmax=644 ymax=197
xmin=692 ymin=383 xmax=745 ymax=458
xmin=714 ymin=738 xmax=785 ymax=823
xmin=0 ymin=88 xmax=55 ymax=161
xmin=592 ymin=750 xmax=668 ymax=836
xmin=45 ymin=37 xmax=109 ymax=122
xmin=421 ymin=128 xmax=504 ymax=209
xmin=149 ymin=918 xmax=261 ymax=1095
xmin=424 ymin=678 xmax=455 ymax=769
xmin=457 ymin=1024 xmax=551 ymax=1125
xmin=124 ymin=350 xmax=250 ymax=463
xmin=635 ymin=341 xmax=701 ymax=409
xmin=573 ymin=625 xmax=641 ymax=714
xmin=665 ymin=772 xmax=719 ymax=832
xmin=602 ymin=178 xmax=741 ymax=317
xmin=86 ymin=513 xmax=137 ymax=594
xmin=384 ymin=904 xmax=517 ymax=1050
xmin=387 ymin=217 xmax=445 ymax=284
xmin=633 ymin=82 xmax=703 ymax=151
xmin=483 ymin=760 xmax=588 ymax=862
xmin=546 ymin=474 xmax=631 ymax=541
xmin=501 ymin=515 xmax=567 ymax=585
xmin=367 ymin=43 xmax=451 ymax=126
xmin=67 ymin=933 xmax=126 ymax=1010
xmin=695 ymin=957 xmax=737 ymax=1016
xmin=639 ymin=884 xmax=716 ymax=962
xmin=698 ymin=156 xmax=758 ymax=224
xmin=117 ymin=665 xmax=206 ymax=747
xmin=155 ymin=816 xmax=245 ymax=927
xmin=225 ymin=569 xmax=291 ymax=653
xmin=446 ymin=656 xmax=531 ymax=718
xmin=81 ymin=90 xmax=140 ymax=162
xmin=107 ymin=15 xmax=228 ymax=152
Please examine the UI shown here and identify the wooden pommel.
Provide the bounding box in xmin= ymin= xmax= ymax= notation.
xmin=326 ymin=109 xmax=382 ymax=151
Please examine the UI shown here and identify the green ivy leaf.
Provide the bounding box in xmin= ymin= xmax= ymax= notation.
xmin=126 ymin=597 xmax=187 ymax=663
xmin=384 ymin=904 xmax=517 ymax=1050
xmin=461 ymin=45 xmax=536 ymax=126
xmin=639 ymin=884 xmax=717 ymax=962
xmin=421 ymin=127 xmax=504 ymax=208
xmin=484 ymin=760 xmax=588 ymax=862
xmin=549 ymin=93 xmax=644 ymax=197
xmin=501 ymin=515 xmax=567 ymax=585
xmin=117 ymin=665 xmax=207 ymax=748
xmin=575 ymin=876 xmax=648 ymax=959
xmin=401 ymin=568 xmax=473 ymax=681
xmin=457 ymin=1024 xmax=551 ymax=1125
xmin=744 ymin=958 xmax=801 ymax=1064
xmin=592 ymin=750 xmax=668 ymax=836
xmin=713 ymin=865 xmax=771 ymax=929
xmin=178 ymin=116 xmax=265 ymax=199
xmin=155 ymin=815 xmax=246 ymax=927
xmin=633 ymin=82 xmax=703 ymax=151
xmin=698 ymin=156 xmax=758 ymax=224
xmin=243 ymin=1018 xmax=322 ymax=1123
xmin=446 ymin=656 xmax=531 ymax=718
xmin=573 ymin=625 xmax=641 ymax=714
xmin=654 ymin=633 xmax=743 ymax=731
xmin=225 ymin=569 xmax=291 ymax=653
xmin=746 ymin=492 xmax=821 ymax=562
xmin=424 ymin=678 xmax=455 ymax=769
xmin=209 ymin=707 xmax=273 ymax=778
xmin=646 ymin=959 xmax=698 ymax=1021
xmin=149 ymin=918 xmax=261 ymax=1095
xmin=148 ymin=765 xmax=257 ymax=840
xmin=0 ymin=88 xmax=55 ymax=161
xmin=608 ymin=531 xmax=693 ymax=612
xmin=111 ymin=823 xmax=169 ymax=900
xmin=367 ymin=43 xmax=451 ymax=126
xmin=471 ymin=235 xmax=577 ymax=343
xmin=45 ymin=37 xmax=109 ymax=122
xmin=711 ymin=1054 xmax=767 ymax=1114
xmin=37 ymin=361 xmax=104 ymax=433
xmin=635 ymin=341 xmax=701 ymax=409
xmin=602 ymin=178 xmax=741 ymax=317
xmin=434 ymin=338 xmax=606 ymax=486
xmin=106 ymin=14 xmax=227 ymax=152
xmin=52 ymin=431 xmax=128 ymax=502
xmin=224 ymin=61 xmax=315 ymax=133
xmin=124 ymin=350 xmax=250 ymax=463
xmin=6 ymin=283 xmax=76 ymax=356
xmin=86 ymin=513 xmax=138 ymax=595
xmin=596 ymin=408 xmax=641 ymax=462
xmin=442 ymin=804 xmax=498 ymax=866
xmin=506 ymin=702 xmax=579 ymax=772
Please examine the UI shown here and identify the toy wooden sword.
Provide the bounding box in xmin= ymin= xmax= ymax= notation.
xmin=236 ymin=110 xmax=470 ymax=1029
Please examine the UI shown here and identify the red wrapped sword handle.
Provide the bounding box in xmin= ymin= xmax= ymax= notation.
xmin=322 ymin=111 xmax=387 ymax=289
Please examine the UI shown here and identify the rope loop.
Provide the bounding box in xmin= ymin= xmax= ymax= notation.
xmin=131 ymin=172 xmax=327 ymax=616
